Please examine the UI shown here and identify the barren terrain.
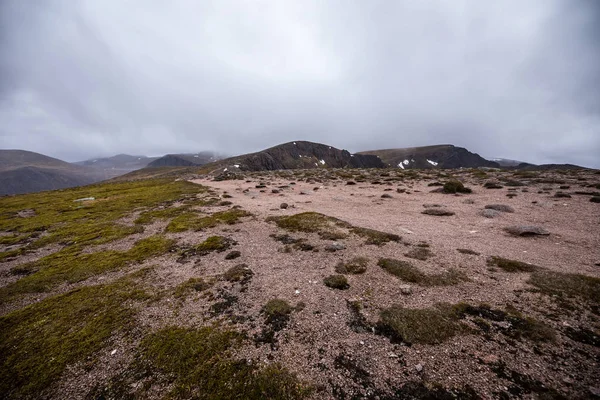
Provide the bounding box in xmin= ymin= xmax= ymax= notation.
xmin=1 ymin=168 xmax=599 ymax=399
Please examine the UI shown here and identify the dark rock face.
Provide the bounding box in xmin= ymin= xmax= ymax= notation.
xmin=148 ymin=152 xmax=221 ymax=168
xmin=229 ymin=141 xmax=385 ymax=171
xmin=148 ymin=155 xmax=198 ymax=167
xmin=358 ymin=144 xmax=500 ymax=169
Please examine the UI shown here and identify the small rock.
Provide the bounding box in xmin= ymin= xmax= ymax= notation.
xmin=462 ymin=199 xmax=475 ymax=204
xmin=399 ymin=285 xmax=412 ymax=295
xmin=110 ymin=349 xmax=117 ymax=355
xmin=485 ymin=204 xmax=515 ymax=213
xmin=481 ymin=209 xmax=501 ymax=218
xmin=422 ymin=208 xmax=455 ymax=216
xmin=225 ymin=250 xmax=241 ymax=260
xmin=504 ymin=225 xmax=550 ymax=237
xmin=325 ymin=242 xmax=346 ymax=252
xmin=415 ymin=364 xmax=423 ymax=372
xmin=299 ymin=191 xmax=309 ymax=195
xmin=271 ymin=189 xmax=280 ymax=194
xmin=381 ymin=194 xmax=393 ymax=199
xmin=280 ymin=203 xmax=289 ymax=209
xmin=589 ymin=386 xmax=600 ymax=398
xmin=16 ymin=209 xmax=36 ymax=218
xmin=481 ymin=354 xmax=499 ymax=364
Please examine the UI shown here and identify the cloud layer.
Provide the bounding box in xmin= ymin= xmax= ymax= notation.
xmin=1 ymin=0 xmax=599 ymax=166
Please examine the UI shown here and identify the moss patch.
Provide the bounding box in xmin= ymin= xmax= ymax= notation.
xmin=174 ymin=278 xmax=214 ymax=300
xmin=0 ymin=235 xmax=174 ymax=303
xmin=267 ymin=212 xmax=400 ymax=245
xmin=377 ymin=306 xmax=461 ymax=344
xmin=0 ymin=179 xmax=205 ymax=259
xmin=378 ymin=258 xmax=468 ymax=286
xmin=0 ymin=277 xmax=148 ymax=398
xmin=165 ymin=208 xmax=251 ymax=233
xmin=194 ymin=236 xmax=236 ymax=255
xmin=335 ymin=257 xmax=369 ymax=274
xmin=443 ymin=180 xmax=472 ymax=194
xmin=452 ymin=303 xmax=555 ymax=343
xmin=266 ymin=212 xmax=349 ymax=240
xmin=137 ymin=326 xmax=308 ymax=399
xmin=324 ymin=274 xmax=350 ymax=290
xmin=349 ymin=227 xmax=401 ymax=245
xmin=528 ymin=270 xmax=600 ymax=305
xmin=404 ymin=247 xmax=434 ymax=261
xmin=487 ymin=256 xmax=539 ymax=273
xmin=223 ymin=264 xmax=254 ymax=284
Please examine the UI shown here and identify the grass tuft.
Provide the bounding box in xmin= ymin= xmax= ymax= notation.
xmin=487 ymin=256 xmax=539 ymax=273
xmin=137 ymin=326 xmax=309 ymax=399
xmin=528 ymin=270 xmax=600 ymax=304
xmin=0 ymin=235 xmax=174 ymax=303
xmin=378 ymin=258 xmax=468 ymax=286
xmin=324 ymin=274 xmax=350 ymax=290
xmin=0 ymin=276 xmax=149 ymax=398
xmin=335 ymin=257 xmax=369 ymax=274
xmin=378 ymin=306 xmax=461 ymax=344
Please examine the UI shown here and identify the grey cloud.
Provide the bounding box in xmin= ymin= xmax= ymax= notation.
xmin=1 ymin=0 xmax=599 ymax=167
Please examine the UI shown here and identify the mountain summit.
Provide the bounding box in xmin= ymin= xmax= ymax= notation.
xmin=216 ymin=141 xmax=385 ymax=171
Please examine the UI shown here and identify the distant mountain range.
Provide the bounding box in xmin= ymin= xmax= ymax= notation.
xmin=1 ymin=142 xmax=592 ymax=195
xmin=0 ymin=150 xmax=103 ymax=195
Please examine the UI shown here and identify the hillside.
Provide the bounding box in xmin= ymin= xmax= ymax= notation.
xmin=358 ymin=145 xmax=500 ymax=169
xmin=209 ymin=141 xmax=385 ymax=172
xmin=147 ymin=152 xmax=223 ymax=168
xmin=0 ymin=150 xmax=103 ymax=195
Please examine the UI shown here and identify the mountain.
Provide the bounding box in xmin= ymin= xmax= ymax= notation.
xmin=206 ymin=141 xmax=385 ymax=172
xmin=358 ymin=144 xmax=500 ymax=169
xmin=147 ymin=152 xmax=223 ymax=168
xmin=75 ymin=154 xmax=159 ymax=179
xmin=490 ymin=158 xmax=527 ymax=167
xmin=0 ymin=150 xmax=103 ymax=195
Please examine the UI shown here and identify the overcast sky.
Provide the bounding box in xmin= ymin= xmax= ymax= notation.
xmin=1 ymin=0 xmax=599 ymax=167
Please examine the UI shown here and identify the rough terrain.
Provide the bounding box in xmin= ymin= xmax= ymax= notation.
xmin=1 ymin=167 xmax=599 ymax=399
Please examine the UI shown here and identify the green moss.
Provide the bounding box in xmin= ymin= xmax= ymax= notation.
xmin=349 ymin=227 xmax=401 ymax=245
xmin=378 ymin=306 xmax=461 ymax=344
xmin=137 ymin=326 xmax=309 ymax=399
xmin=223 ymin=264 xmax=254 ymax=283
xmin=194 ymin=236 xmax=235 ymax=255
xmin=267 ymin=212 xmax=400 ymax=245
xmin=0 ymin=235 xmax=174 ymax=304
xmin=528 ymin=270 xmax=600 ymax=304
xmin=487 ymin=256 xmax=539 ymax=273
xmin=174 ymin=278 xmax=214 ymax=299
xmin=0 ymin=277 xmax=148 ymax=398
xmin=378 ymin=258 xmax=468 ymax=286
xmin=165 ymin=208 xmax=251 ymax=233
xmin=266 ymin=212 xmax=349 ymax=240
xmin=324 ymin=274 xmax=349 ymax=290
xmin=335 ymin=257 xmax=369 ymax=274
xmin=263 ymin=299 xmax=293 ymax=323
xmin=443 ymin=180 xmax=472 ymax=194
xmin=452 ymin=303 xmax=555 ymax=342
xmin=404 ymin=247 xmax=434 ymax=261
xmin=0 ymin=179 xmax=205 ymax=253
